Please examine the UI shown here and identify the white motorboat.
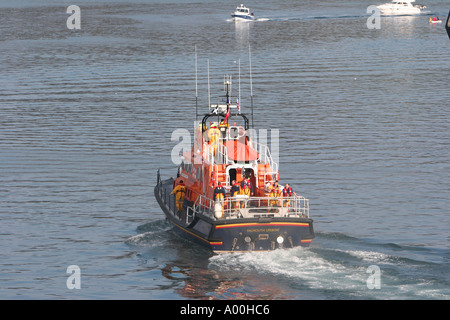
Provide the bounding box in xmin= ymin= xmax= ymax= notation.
xmin=231 ymin=4 xmax=255 ymax=21
xmin=376 ymin=0 xmax=426 ymax=15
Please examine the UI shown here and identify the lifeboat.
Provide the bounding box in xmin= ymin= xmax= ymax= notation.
xmin=154 ymin=71 xmax=315 ymax=253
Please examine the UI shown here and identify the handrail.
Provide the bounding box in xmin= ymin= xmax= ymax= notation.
xmin=251 ymin=141 xmax=278 ymax=173
xmin=189 ymin=193 xmax=309 ymax=220
xmin=158 ymin=170 xmax=309 ymax=223
xmin=203 ymin=141 xmax=231 ymax=166
xmin=187 ymin=193 xmax=216 ymax=223
xmin=225 ymin=195 xmax=309 ymax=218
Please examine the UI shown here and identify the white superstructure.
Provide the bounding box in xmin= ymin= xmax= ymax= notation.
xmin=231 ymin=4 xmax=255 ymax=20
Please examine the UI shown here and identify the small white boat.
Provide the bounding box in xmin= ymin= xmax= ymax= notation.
xmin=376 ymin=0 xmax=426 ymax=15
xmin=231 ymin=4 xmax=255 ymax=21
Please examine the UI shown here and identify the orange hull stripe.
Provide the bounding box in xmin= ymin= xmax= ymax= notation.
xmin=173 ymin=223 xmax=223 ymax=245
xmin=216 ymin=222 xmax=309 ymax=229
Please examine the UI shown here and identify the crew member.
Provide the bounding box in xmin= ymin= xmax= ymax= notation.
xmin=230 ymin=179 xmax=241 ymax=209
xmin=273 ymin=180 xmax=280 ymax=192
xmin=268 ymin=187 xmax=278 ymax=211
xmin=207 ymin=123 xmax=220 ymax=156
xmin=240 ymin=176 xmax=253 ymax=196
xmin=219 ymin=119 xmax=230 ymax=129
xmin=170 ymin=180 xmax=186 ymax=213
xmin=282 ymin=183 xmax=296 ymax=207
xmin=219 ymin=119 xmax=229 ymax=141
xmin=240 ymin=179 xmax=252 ymax=208
xmin=214 ymin=182 xmax=226 ymax=203
xmin=270 ymin=181 xmax=282 ymax=207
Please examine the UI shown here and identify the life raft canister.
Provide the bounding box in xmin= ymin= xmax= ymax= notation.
xmin=214 ymin=202 xmax=223 ymax=219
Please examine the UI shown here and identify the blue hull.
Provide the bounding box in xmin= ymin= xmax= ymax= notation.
xmin=155 ymin=178 xmax=315 ymax=253
xmin=231 ymin=14 xmax=254 ymax=20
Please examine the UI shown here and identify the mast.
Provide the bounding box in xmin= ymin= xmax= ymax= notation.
xmin=249 ymin=44 xmax=254 ymax=128
xmin=224 ymin=75 xmax=232 ymax=124
xmin=224 ymin=75 xmax=232 ymax=105
xmin=195 ymin=45 xmax=198 ymax=121
xmin=238 ymin=59 xmax=241 ymax=114
xmin=208 ymin=59 xmax=211 ymax=112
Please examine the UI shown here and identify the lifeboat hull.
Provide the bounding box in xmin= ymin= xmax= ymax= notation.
xmin=155 ymin=178 xmax=315 ymax=253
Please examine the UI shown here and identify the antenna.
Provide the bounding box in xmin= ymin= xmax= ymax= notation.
xmin=207 ymin=59 xmax=211 ymax=112
xmin=249 ymin=44 xmax=254 ymax=128
xmin=224 ymin=75 xmax=232 ymax=105
xmin=195 ymin=45 xmax=198 ymax=120
xmin=238 ymin=59 xmax=241 ymax=114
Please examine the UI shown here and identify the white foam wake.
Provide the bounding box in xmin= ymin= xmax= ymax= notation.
xmin=209 ymin=247 xmax=368 ymax=293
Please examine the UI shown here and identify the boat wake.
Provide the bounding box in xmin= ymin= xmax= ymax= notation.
xmin=228 ymin=15 xmax=369 ymax=23
xmin=125 ymin=219 xmax=172 ymax=248
xmin=127 ymin=222 xmax=448 ymax=299
xmin=306 ymin=14 xmax=367 ymax=20
xmin=209 ymin=232 xmax=450 ymax=299
xmin=378 ymin=11 xmax=431 ymax=17
xmin=126 ymin=219 xmax=214 ymax=259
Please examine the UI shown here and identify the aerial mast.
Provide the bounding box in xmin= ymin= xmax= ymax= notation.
xmin=249 ymin=44 xmax=254 ymax=128
xmin=208 ymin=59 xmax=211 ymax=112
xmin=238 ymin=59 xmax=241 ymax=114
xmin=195 ymin=45 xmax=198 ymax=121
xmin=224 ymin=75 xmax=232 ymax=105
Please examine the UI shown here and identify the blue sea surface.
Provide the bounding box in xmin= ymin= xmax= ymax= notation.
xmin=0 ymin=0 xmax=449 ymax=300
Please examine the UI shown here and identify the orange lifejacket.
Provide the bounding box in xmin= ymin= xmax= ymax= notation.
xmin=283 ymin=186 xmax=292 ymax=197
xmin=171 ymin=183 xmax=186 ymax=201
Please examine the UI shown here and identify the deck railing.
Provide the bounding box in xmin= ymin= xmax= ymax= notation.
xmin=189 ymin=193 xmax=309 ymax=222
xmin=158 ymin=170 xmax=309 ymax=225
xmin=251 ymin=141 xmax=278 ymax=174
xmin=156 ymin=170 xmax=178 ymax=218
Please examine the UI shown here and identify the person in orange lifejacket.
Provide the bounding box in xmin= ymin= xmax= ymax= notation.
xmin=170 ymin=180 xmax=186 ymax=212
xmin=214 ymin=182 xmax=225 ymax=201
xmin=240 ymin=178 xmax=252 ymax=208
xmin=214 ymin=182 xmax=226 ymax=215
xmin=230 ymin=179 xmax=241 ymax=209
xmin=270 ymin=181 xmax=282 ymax=207
xmin=273 ymin=181 xmax=280 ymax=191
xmin=219 ymin=119 xmax=229 ymax=129
xmin=282 ymin=183 xmax=296 ymax=207
xmin=282 ymin=183 xmax=296 ymax=197
xmin=268 ymin=187 xmax=278 ymax=211
xmin=207 ymin=123 xmax=220 ymax=156
xmin=240 ymin=177 xmax=253 ymax=196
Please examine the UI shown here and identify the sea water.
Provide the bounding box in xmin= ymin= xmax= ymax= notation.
xmin=0 ymin=0 xmax=449 ymax=300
